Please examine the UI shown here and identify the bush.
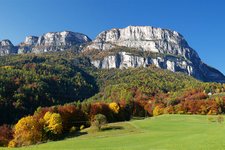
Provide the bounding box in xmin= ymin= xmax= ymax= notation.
xmin=44 ymin=112 xmax=63 ymax=135
xmin=9 ymin=116 xmax=43 ymax=147
xmin=91 ymin=114 xmax=107 ymax=131
xmin=153 ymin=105 xmax=164 ymax=116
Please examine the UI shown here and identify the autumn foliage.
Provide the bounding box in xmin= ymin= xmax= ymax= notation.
xmin=43 ymin=112 xmax=63 ymax=135
xmin=9 ymin=116 xmax=43 ymax=147
xmin=109 ymin=102 xmax=120 ymax=114
xmin=5 ymin=89 xmax=225 ymax=147
xmin=57 ymin=105 xmax=88 ymax=132
xmin=0 ymin=125 xmax=13 ymax=147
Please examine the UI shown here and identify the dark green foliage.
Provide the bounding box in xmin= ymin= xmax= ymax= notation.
xmin=0 ymin=51 xmax=98 ymax=124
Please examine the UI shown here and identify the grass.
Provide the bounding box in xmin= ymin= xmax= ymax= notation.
xmin=6 ymin=115 xmax=225 ymax=150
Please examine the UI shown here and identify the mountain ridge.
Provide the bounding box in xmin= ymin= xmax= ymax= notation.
xmin=0 ymin=26 xmax=224 ymax=83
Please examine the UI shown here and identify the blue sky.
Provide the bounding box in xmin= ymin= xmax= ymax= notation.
xmin=0 ymin=0 xmax=225 ymax=74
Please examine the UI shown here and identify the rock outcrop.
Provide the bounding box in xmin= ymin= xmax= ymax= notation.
xmin=32 ymin=31 xmax=91 ymax=53
xmin=0 ymin=40 xmax=17 ymax=56
xmin=18 ymin=36 xmax=38 ymax=54
xmin=18 ymin=31 xmax=91 ymax=54
xmin=84 ymin=26 xmax=225 ymax=82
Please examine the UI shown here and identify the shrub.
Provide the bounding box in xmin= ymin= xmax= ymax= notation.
xmin=153 ymin=105 xmax=164 ymax=116
xmin=44 ymin=112 xmax=63 ymax=135
xmin=9 ymin=116 xmax=43 ymax=147
xmin=164 ymin=105 xmax=175 ymax=114
xmin=91 ymin=114 xmax=107 ymax=131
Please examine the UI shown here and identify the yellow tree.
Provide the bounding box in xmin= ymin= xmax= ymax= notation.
xmin=8 ymin=116 xmax=43 ymax=147
xmin=109 ymin=102 xmax=120 ymax=114
xmin=44 ymin=112 xmax=63 ymax=134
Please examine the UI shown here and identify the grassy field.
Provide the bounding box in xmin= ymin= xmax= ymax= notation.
xmin=7 ymin=115 xmax=225 ymax=150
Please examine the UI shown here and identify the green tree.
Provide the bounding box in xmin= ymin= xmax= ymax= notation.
xmin=91 ymin=114 xmax=107 ymax=131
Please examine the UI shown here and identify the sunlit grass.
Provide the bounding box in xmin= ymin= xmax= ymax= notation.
xmin=5 ymin=115 xmax=225 ymax=150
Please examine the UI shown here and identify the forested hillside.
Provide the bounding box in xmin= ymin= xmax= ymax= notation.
xmin=0 ymin=51 xmax=225 ymax=147
xmin=0 ymin=51 xmax=98 ymax=124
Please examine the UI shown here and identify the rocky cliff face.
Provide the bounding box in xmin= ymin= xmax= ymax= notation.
xmin=0 ymin=40 xmax=17 ymax=56
xmin=18 ymin=31 xmax=91 ymax=54
xmin=85 ymin=26 xmax=199 ymax=60
xmin=32 ymin=31 xmax=91 ymax=53
xmin=84 ymin=26 xmax=225 ymax=83
xmin=18 ymin=36 xmax=39 ymax=54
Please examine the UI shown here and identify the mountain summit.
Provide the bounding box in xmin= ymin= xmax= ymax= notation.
xmin=84 ymin=26 xmax=225 ymax=83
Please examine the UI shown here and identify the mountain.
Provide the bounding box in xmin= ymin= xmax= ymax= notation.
xmin=18 ymin=31 xmax=91 ymax=54
xmin=0 ymin=39 xmax=17 ymax=56
xmin=0 ymin=26 xmax=224 ymax=83
xmin=18 ymin=36 xmax=39 ymax=54
xmin=84 ymin=26 xmax=225 ymax=83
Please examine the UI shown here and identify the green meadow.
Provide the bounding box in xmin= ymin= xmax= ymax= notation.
xmin=7 ymin=115 xmax=225 ymax=150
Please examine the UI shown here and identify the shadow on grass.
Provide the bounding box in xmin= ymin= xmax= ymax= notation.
xmin=35 ymin=131 xmax=88 ymax=146
xmin=101 ymin=126 xmax=124 ymax=131
xmin=66 ymin=131 xmax=88 ymax=138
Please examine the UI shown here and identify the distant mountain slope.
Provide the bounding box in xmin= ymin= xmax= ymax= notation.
xmin=0 ymin=31 xmax=91 ymax=56
xmin=84 ymin=26 xmax=225 ymax=83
